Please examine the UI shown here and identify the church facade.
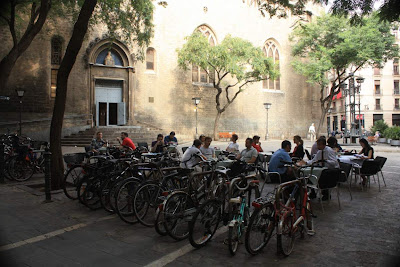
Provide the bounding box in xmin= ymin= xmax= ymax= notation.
xmin=0 ymin=0 xmax=323 ymax=140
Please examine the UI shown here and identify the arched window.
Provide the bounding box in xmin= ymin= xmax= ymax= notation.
xmin=51 ymin=36 xmax=63 ymax=98
xmin=96 ymin=48 xmax=124 ymax=66
xmin=192 ymin=25 xmax=216 ymax=84
xmin=263 ymin=40 xmax=280 ymax=90
xmin=146 ymin=48 xmax=155 ymax=70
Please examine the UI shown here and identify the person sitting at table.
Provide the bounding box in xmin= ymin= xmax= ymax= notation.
xmin=180 ymin=139 xmax=207 ymax=169
xmin=290 ymin=135 xmax=304 ymax=160
xmin=327 ymin=136 xmax=342 ymax=152
xmin=299 ymin=137 xmax=339 ymax=169
xmin=237 ymin=137 xmax=258 ymax=163
xmin=151 ymin=134 xmax=166 ymax=153
xmin=269 ymin=140 xmax=295 ymax=182
xmin=357 ymin=138 xmax=374 ymax=185
xmin=226 ymin=134 xmax=239 ymax=153
xmin=199 ymin=134 xmax=206 ymax=145
xmin=90 ymin=131 xmax=106 ymax=154
xmin=200 ymin=136 xmax=215 ymax=159
xmin=252 ymin=135 xmax=264 ymax=152
xmin=164 ymin=131 xmax=178 ymax=145
xmin=311 ymin=135 xmax=326 ymax=158
xmin=117 ymin=132 xmax=136 ymax=151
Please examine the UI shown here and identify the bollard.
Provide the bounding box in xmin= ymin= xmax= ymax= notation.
xmin=0 ymin=144 xmax=5 ymax=184
xmin=44 ymin=152 xmax=52 ymax=201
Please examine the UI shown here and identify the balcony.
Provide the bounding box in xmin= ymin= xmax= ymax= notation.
xmin=376 ymin=105 xmax=382 ymax=110
xmin=395 ymin=90 xmax=400 ymax=95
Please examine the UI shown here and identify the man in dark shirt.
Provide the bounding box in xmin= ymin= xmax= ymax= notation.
xmin=164 ymin=131 xmax=178 ymax=145
xmin=151 ymin=134 xmax=166 ymax=153
xmin=90 ymin=132 xmax=106 ymax=153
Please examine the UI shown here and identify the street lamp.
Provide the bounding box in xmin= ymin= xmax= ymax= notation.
xmin=15 ymin=89 xmax=25 ymax=136
xmin=327 ymin=107 xmax=332 ymax=136
xmin=192 ymin=97 xmax=201 ymax=139
xmin=355 ymin=77 xmax=364 ymax=134
xmin=263 ymin=103 xmax=272 ymax=140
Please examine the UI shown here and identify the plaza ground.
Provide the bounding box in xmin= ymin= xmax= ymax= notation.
xmin=0 ymin=140 xmax=399 ymax=266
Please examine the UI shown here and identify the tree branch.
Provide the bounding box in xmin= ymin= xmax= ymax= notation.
xmin=9 ymin=0 xmax=17 ymax=46
xmin=224 ymin=81 xmax=240 ymax=103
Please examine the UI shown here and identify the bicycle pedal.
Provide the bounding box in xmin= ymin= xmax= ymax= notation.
xmin=307 ymin=230 xmax=315 ymax=236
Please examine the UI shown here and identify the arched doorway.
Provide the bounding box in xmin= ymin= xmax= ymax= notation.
xmin=88 ymin=39 xmax=134 ymax=126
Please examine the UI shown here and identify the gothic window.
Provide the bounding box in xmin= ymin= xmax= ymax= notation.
xmin=146 ymin=48 xmax=155 ymax=70
xmin=263 ymin=40 xmax=280 ymax=90
xmin=50 ymin=36 xmax=63 ymax=98
xmin=192 ymin=25 xmax=216 ymax=84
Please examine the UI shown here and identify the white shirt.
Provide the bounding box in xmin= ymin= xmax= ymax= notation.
xmin=226 ymin=142 xmax=239 ymax=153
xmin=307 ymin=146 xmax=339 ymax=169
xmin=180 ymin=146 xmax=203 ymax=169
xmin=309 ymin=125 xmax=316 ymax=133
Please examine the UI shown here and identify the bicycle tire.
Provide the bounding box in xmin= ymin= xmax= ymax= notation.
xmin=189 ymin=199 xmax=221 ymax=249
xmin=277 ymin=212 xmax=296 ymax=256
xmin=155 ymin=206 xmax=168 ymax=236
xmin=82 ymin=177 xmax=102 ymax=210
xmin=10 ymin=157 xmax=34 ymax=181
xmin=245 ymin=203 xmax=274 ymax=255
xmin=163 ymin=191 xmax=195 ymax=241
xmin=99 ymin=179 xmax=114 ymax=213
xmin=133 ymin=181 xmax=163 ymax=227
xmin=115 ymin=177 xmax=141 ymax=224
xmin=228 ymin=221 xmax=239 ymax=255
xmin=63 ymin=165 xmax=84 ymax=200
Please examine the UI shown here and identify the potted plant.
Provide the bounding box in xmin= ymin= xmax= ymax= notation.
xmin=385 ymin=126 xmax=400 ymax=146
xmin=371 ymin=120 xmax=389 ymax=143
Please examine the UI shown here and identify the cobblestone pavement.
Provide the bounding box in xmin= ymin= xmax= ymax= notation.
xmin=0 ymin=150 xmax=399 ymax=266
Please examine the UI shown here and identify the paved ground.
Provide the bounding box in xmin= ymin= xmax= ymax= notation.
xmin=0 ymin=143 xmax=399 ymax=266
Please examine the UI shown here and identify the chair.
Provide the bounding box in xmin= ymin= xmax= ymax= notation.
xmin=137 ymin=142 xmax=148 ymax=150
xmin=338 ymin=162 xmax=353 ymax=200
xmin=305 ymin=149 xmax=312 ymax=160
xmin=307 ymin=168 xmax=341 ymax=213
xmin=373 ymin=156 xmax=387 ymax=191
xmin=353 ymin=160 xmax=381 ymax=191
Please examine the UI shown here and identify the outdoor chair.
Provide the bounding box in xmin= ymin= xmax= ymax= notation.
xmin=305 ymin=149 xmax=312 ymax=160
xmin=374 ymin=156 xmax=387 ymax=191
xmin=353 ymin=160 xmax=380 ymax=191
xmin=338 ymin=162 xmax=353 ymax=200
xmin=307 ymin=168 xmax=341 ymax=213
xmin=137 ymin=142 xmax=149 ymax=150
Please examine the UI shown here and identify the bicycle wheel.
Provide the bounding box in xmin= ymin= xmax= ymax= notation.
xmin=80 ymin=177 xmax=102 ymax=210
xmin=115 ymin=177 xmax=141 ymax=224
xmin=99 ymin=179 xmax=114 ymax=213
xmin=163 ymin=191 xmax=195 ymax=241
xmin=245 ymin=203 xmax=274 ymax=255
xmin=63 ymin=165 xmax=84 ymax=200
xmin=155 ymin=205 xmax=167 ymax=236
xmin=189 ymin=199 xmax=221 ymax=249
xmin=133 ymin=181 xmax=163 ymax=227
xmin=229 ymin=221 xmax=240 ymax=255
xmin=10 ymin=157 xmax=34 ymax=181
xmin=277 ymin=212 xmax=296 ymax=256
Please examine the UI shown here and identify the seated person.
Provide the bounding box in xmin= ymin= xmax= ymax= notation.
xmin=90 ymin=131 xmax=106 ymax=153
xmin=226 ymin=134 xmax=239 ymax=153
xmin=310 ymin=135 xmax=326 ymax=158
xmin=269 ymin=140 xmax=294 ymax=182
xmin=151 ymin=134 xmax=166 ymax=153
xmin=164 ymin=131 xmax=178 ymax=145
xmin=290 ymin=135 xmax=305 ymax=159
xmin=252 ymin=135 xmax=264 ymax=152
xmin=299 ymin=137 xmax=339 ymax=169
xmin=199 ymin=134 xmax=206 ymax=145
xmin=180 ymin=139 xmax=207 ymax=169
xmin=327 ymin=136 xmax=342 ymax=152
xmin=358 ymin=138 xmax=374 ymax=185
xmin=237 ymin=137 xmax=258 ymax=164
xmin=117 ymin=132 xmax=136 ymax=151
xmin=200 ymin=136 xmax=215 ymax=159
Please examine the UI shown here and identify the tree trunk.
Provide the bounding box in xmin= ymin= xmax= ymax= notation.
xmin=316 ymin=106 xmax=329 ymax=137
xmin=50 ymin=0 xmax=97 ymax=190
xmin=213 ymin=111 xmax=222 ymax=141
xmin=0 ymin=0 xmax=51 ymax=92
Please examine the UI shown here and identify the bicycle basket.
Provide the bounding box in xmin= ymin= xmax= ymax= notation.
xmin=63 ymin=153 xmax=86 ymax=164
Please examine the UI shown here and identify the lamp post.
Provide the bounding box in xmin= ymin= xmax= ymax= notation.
xmin=192 ymin=97 xmax=201 ymax=139
xmin=355 ymin=76 xmax=364 ymax=134
xmin=15 ymin=89 xmax=25 ymax=136
xmin=340 ymin=82 xmax=348 ymax=135
xmin=263 ymin=103 xmax=272 ymax=140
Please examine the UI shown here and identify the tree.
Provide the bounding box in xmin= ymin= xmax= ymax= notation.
xmin=49 ymin=0 xmax=154 ymax=189
xmin=0 ymin=0 xmax=51 ymax=92
xmin=177 ymin=33 xmax=278 ymax=140
xmin=290 ymin=14 xmax=399 ymax=135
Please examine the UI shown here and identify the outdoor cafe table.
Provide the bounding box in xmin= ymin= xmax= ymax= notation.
xmin=216 ymin=159 xmax=234 ymax=168
xmin=301 ymin=166 xmax=328 ymax=185
xmin=337 ymin=155 xmax=365 ymax=167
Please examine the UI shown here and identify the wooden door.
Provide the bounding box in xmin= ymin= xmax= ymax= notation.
xmin=99 ymin=102 xmax=107 ymax=126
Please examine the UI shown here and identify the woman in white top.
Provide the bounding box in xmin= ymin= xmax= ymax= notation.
xmin=226 ymin=134 xmax=239 ymax=153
